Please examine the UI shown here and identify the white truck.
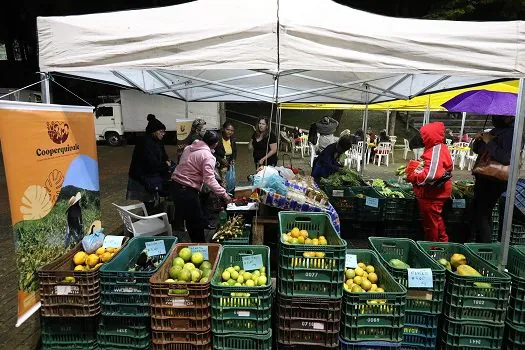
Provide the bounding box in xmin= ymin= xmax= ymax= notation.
xmin=94 ymin=89 xmax=221 ymax=145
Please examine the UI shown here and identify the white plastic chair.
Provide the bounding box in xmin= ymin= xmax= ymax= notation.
xmin=309 ymin=142 xmax=317 ymax=167
xmin=452 ymin=142 xmax=470 ymax=170
xmin=350 ymin=142 xmax=364 ymax=172
xmin=389 ymin=136 xmax=397 ymax=163
xmin=466 ymin=147 xmax=478 ymax=171
xmin=413 ymin=148 xmax=423 ymax=160
xmin=373 ymin=142 xmax=393 ymax=167
xmin=403 ymin=139 xmax=410 ymax=160
xmin=113 ymin=203 xmax=172 ymax=237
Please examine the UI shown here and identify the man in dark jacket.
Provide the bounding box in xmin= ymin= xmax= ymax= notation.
xmin=470 ymin=115 xmax=514 ymax=243
xmin=311 ymin=135 xmax=355 ymax=185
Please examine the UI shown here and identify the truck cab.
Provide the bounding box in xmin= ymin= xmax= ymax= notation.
xmin=94 ymin=103 xmax=123 ymax=146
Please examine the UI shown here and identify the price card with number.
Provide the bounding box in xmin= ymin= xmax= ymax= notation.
xmin=332 ymin=190 xmax=344 ymax=198
xmin=242 ymin=254 xmax=263 ymax=271
xmin=103 ymin=235 xmax=125 ymax=249
xmin=407 ymin=268 xmax=433 ymax=288
xmin=365 ymin=196 xmax=379 ymax=208
xmin=189 ymin=246 xmax=209 ymax=260
xmin=345 ymin=254 xmax=358 ymax=268
xmin=145 ymin=240 xmax=166 ymax=257
xmin=452 ymin=199 xmax=466 ymax=209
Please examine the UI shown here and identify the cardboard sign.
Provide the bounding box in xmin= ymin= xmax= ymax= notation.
xmin=145 ymin=240 xmax=166 ymax=257
xmin=365 ymin=196 xmax=379 ymax=208
xmin=345 ymin=254 xmax=358 ymax=268
xmin=452 ymin=199 xmax=466 ymax=209
xmin=242 ymin=254 xmax=263 ymax=271
xmin=407 ymin=268 xmax=433 ymax=288
xmin=103 ymin=235 xmax=125 ymax=249
xmin=332 ymin=190 xmax=344 ymax=198
xmin=189 ymin=246 xmax=209 ymax=260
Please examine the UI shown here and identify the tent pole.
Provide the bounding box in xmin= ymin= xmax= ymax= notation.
xmin=499 ymin=78 xmax=525 ymax=269
xmin=460 ymin=112 xmax=466 ymax=140
xmin=385 ymin=110 xmax=390 ymax=132
xmin=184 ymin=90 xmax=189 ymax=119
xmin=40 ymin=73 xmax=51 ymax=104
xmin=361 ymin=85 xmax=370 ymax=175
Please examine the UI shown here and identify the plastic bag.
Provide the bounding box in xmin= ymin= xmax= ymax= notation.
xmin=226 ymin=165 xmax=236 ymax=194
xmin=253 ymin=171 xmax=288 ymax=196
xmin=274 ymin=166 xmax=296 ymax=180
xmin=82 ymin=229 xmax=105 ymax=254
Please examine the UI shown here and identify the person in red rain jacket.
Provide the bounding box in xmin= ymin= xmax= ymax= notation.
xmin=406 ymin=122 xmax=453 ymax=242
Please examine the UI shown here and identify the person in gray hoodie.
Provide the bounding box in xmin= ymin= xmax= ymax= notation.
xmin=316 ymin=116 xmax=339 ymax=152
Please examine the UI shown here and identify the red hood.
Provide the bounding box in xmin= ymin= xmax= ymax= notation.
xmin=420 ymin=122 xmax=445 ymax=148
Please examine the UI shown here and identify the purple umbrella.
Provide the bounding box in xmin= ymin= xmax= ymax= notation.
xmin=442 ymin=89 xmax=517 ymax=116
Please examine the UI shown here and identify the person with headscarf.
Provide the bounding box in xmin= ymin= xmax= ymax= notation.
xmin=312 ymin=134 xmax=356 ymax=185
xmin=470 ymin=115 xmax=514 ymax=243
xmin=316 ymin=116 xmax=339 ymax=152
xmin=171 ymin=131 xmax=232 ymax=242
xmin=127 ymin=114 xmax=170 ymax=211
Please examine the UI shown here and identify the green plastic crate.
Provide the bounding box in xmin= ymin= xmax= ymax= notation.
xmin=213 ymin=329 xmax=272 ymax=350
xmin=221 ymin=224 xmax=251 ymax=245
xmin=402 ymin=312 xmax=438 ymax=349
xmin=341 ymin=249 xmax=406 ymax=343
xmin=368 ymin=237 xmax=445 ymax=314
xmin=383 ymin=195 xmax=417 ymax=222
xmin=99 ymin=236 xmax=177 ymax=317
xmin=504 ymin=321 xmax=525 ymax=350
xmin=278 ymin=211 xmax=347 ymax=299
xmin=417 ymin=241 xmax=511 ymax=323
xmin=211 ymin=245 xmax=272 ymax=334
xmin=322 ymin=185 xmax=363 ymax=219
xmin=41 ymin=316 xmax=98 ymax=349
xmin=464 ymin=243 xmax=502 ymax=268
xmin=339 ymin=338 xmax=402 ymax=350
xmin=440 ymin=317 xmax=505 ymax=349
xmin=352 ymin=187 xmax=386 ymax=222
xmin=506 ymin=245 xmax=525 ymax=326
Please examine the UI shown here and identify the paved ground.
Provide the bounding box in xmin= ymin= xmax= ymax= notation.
xmin=0 ymin=144 xmax=473 ymax=349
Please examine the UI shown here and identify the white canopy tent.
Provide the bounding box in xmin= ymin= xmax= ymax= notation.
xmin=37 ymin=0 xmax=525 ymax=266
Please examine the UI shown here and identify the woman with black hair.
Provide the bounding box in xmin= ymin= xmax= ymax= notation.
xmin=249 ymin=116 xmax=278 ymax=168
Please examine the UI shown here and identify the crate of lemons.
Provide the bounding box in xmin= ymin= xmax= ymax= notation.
xmin=72 ymin=246 xmax=120 ymax=272
xmin=165 ymin=247 xmax=213 ymax=284
xmin=281 ymin=227 xmax=333 ymax=268
xmin=344 ymin=262 xmax=386 ymax=295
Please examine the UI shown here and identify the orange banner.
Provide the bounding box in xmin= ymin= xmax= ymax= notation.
xmin=0 ymin=102 xmax=100 ymax=325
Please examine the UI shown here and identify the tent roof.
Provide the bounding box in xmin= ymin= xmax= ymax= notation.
xmin=280 ymin=80 xmax=520 ymax=111
xmin=37 ymin=0 xmax=525 ymax=104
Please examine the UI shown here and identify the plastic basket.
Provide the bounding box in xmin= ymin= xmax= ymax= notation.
xmin=382 ymin=222 xmax=419 ymax=240
xmin=97 ymin=315 xmax=150 ymax=339
xmin=341 ymin=249 xmax=406 ymax=343
xmin=152 ymin=343 xmax=211 ymax=350
xmin=41 ymin=315 xmax=98 ymax=348
xmin=417 ymin=241 xmax=511 ymax=323
xmin=344 ymin=221 xmax=383 ymax=240
xmin=323 ymin=186 xmax=361 ymax=219
xmin=213 ymin=330 xmax=272 ymax=350
xmin=383 ymin=196 xmax=416 ymax=222
xmin=504 ymin=321 xmax=525 ymax=350
xmin=150 ymin=243 xmax=221 ymax=332
xmin=339 ymin=338 xmax=401 ymax=350
xmin=38 ymin=243 xmax=101 ymax=317
xmin=402 ymin=312 xmax=438 ymax=349
xmin=352 ymin=187 xmax=385 ymax=222
xmin=278 ymin=212 xmax=347 ymax=299
xmin=440 ymin=317 xmax=505 ymax=349
xmin=506 ymin=245 xmax=525 ymax=326
xmin=99 ymin=236 xmax=177 ymax=317
xmin=511 ymin=223 xmax=525 ymax=245
xmin=221 ymin=224 xmax=251 ymax=245
xmin=210 ymin=245 xmax=272 ymax=334
xmin=276 ymin=294 xmax=341 ymax=347
xmin=368 ymin=237 xmax=445 ymax=314
xmin=151 ymin=329 xmax=211 ymax=348
xmin=443 ymin=198 xmax=471 ymax=224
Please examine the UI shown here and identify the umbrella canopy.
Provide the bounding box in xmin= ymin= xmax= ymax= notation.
xmin=442 ymin=89 xmax=518 ymax=116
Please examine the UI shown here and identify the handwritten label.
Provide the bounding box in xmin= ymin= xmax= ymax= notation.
xmin=189 ymin=246 xmax=209 ymax=260
xmin=452 ymin=199 xmax=466 ymax=209
xmin=301 ymin=321 xmax=325 ymax=330
xmin=332 ymin=190 xmax=344 ymax=198
xmin=145 ymin=240 xmax=166 ymax=257
xmin=345 ymin=254 xmax=358 ymax=268
xmin=365 ymin=196 xmax=379 ymax=208
xmin=242 ymin=254 xmax=263 ymax=271
xmin=236 ymin=311 xmax=250 ymax=317
xmin=407 ymin=268 xmax=433 ymax=288
xmin=103 ymin=235 xmax=125 ymax=248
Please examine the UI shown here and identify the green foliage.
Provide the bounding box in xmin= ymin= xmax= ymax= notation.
xmin=14 ymin=189 xmax=100 ymax=292
xmin=320 ymin=168 xmax=363 ymax=187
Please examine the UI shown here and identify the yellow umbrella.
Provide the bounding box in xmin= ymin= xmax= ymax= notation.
xmin=279 ymin=80 xmax=519 ymax=111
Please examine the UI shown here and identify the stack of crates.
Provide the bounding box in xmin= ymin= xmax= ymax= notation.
xmin=465 ymin=243 xmax=525 ymax=349
xmin=276 ymin=212 xmax=346 ymax=349
xmin=210 ymin=245 xmax=272 ymax=349
xmin=418 ymin=241 xmax=511 ymax=350
xmin=339 ymin=249 xmax=407 ymax=349
xmin=369 ymin=237 xmax=446 ymax=350
xmin=98 ymin=237 xmax=177 ymax=350
xmin=38 ymin=243 xmax=101 ymax=349
xmin=149 ymin=243 xmax=221 ymax=349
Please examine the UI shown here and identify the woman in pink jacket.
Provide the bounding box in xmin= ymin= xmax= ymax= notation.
xmin=171 ymin=131 xmax=231 ymax=242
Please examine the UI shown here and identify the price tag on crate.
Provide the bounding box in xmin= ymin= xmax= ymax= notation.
xmin=365 ymin=196 xmax=379 ymax=208
xmin=345 ymin=254 xmax=358 ymax=268
xmin=103 ymin=235 xmax=125 ymax=249
xmin=407 ymin=268 xmax=433 ymax=288
xmin=242 ymin=254 xmax=263 ymax=271
xmin=189 ymin=246 xmax=209 ymax=260
xmin=452 ymin=199 xmax=466 ymax=209
xmin=332 ymin=190 xmax=344 ymax=197
xmin=145 ymin=240 xmax=166 ymax=257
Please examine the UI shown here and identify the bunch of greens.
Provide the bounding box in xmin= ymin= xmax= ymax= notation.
xmin=370 ymin=178 xmax=406 ymax=198
xmin=320 ymin=168 xmax=363 ymax=187
xmin=452 ymin=181 xmax=475 ymax=199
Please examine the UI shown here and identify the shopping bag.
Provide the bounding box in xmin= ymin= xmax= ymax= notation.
xmin=226 ymin=165 xmax=236 ymax=193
